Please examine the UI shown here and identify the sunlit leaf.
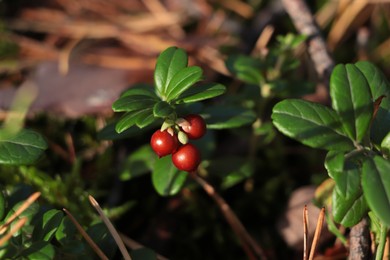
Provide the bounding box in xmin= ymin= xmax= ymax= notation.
xmin=362 ymin=156 xmax=390 ymax=226
xmin=203 ymin=106 xmax=256 ymax=129
xmin=154 ymin=47 xmax=188 ymax=98
xmin=272 ymin=99 xmax=354 ymax=150
xmin=330 ymin=64 xmax=373 ymax=142
xmin=112 ymin=95 xmax=157 ymax=112
xmin=176 ymin=83 xmax=226 ymax=103
xmin=152 ymin=155 xmax=188 ymax=196
xmin=166 ymin=66 xmax=203 ymax=102
xmin=0 ymin=129 xmax=47 ymax=165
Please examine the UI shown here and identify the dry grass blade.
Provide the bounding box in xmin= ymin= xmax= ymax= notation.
xmin=89 ymin=195 xmax=132 ymax=260
xmin=303 ymin=205 xmax=309 ymax=260
xmin=308 ymin=207 xmax=325 ymax=260
xmin=63 ymin=208 xmax=109 ymax=260
xmin=0 ymin=192 xmax=40 ymax=235
xmin=0 ymin=217 xmax=28 ymax=246
xmin=119 ymin=232 xmax=169 ymax=260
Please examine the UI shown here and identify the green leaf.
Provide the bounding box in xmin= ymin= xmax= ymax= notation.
xmin=135 ymin=109 xmax=156 ymax=128
xmin=332 ymin=189 xmax=368 ymax=227
xmin=355 ymin=61 xmax=390 ymax=144
xmin=0 ymin=129 xmax=47 ymax=165
xmin=166 ymin=66 xmax=203 ymax=101
xmin=19 ymin=241 xmax=55 ymax=259
xmin=176 ymin=83 xmax=226 ymax=103
xmin=226 ymin=55 xmax=264 ymax=85
xmin=381 ymin=131 xmax=390 ymax=158
xmin=112 ymin=95 xmax=157 ymax=112
xmin=115 ymin=108 xmax=154 ymax=133
xmin=154 ymin=47 xmax=188 ymax=98
xmin=324 ymin=151 xmax=345 ymax=179
xmin=330 ymin=64 xmax=373 ymax=142
xmin=87 ymin=222 xmax=117 ymax=259
xmin=120 ymin=84 xmax=157 ymax=98
xmin=120 ymin=145 xmax=156 ymax=181
xmin=32 ymin=209 xmax=63 ymax=242
xmin=152 ymin=155 xmax=188 ymax=196
xmin=362 ymin=156 xmax=390 ymax=226
xmin=203 ymin=106 xmax=256 ymax=129
xmin=153 ymin=101 xmax=174 ymax=118
xmin=55 ymin=216 xmax=77 ymax=246
xmin=332 ymin=157 xmax=361 ymax=199
xmin=272 ymin=99 xmax=355 ymax=151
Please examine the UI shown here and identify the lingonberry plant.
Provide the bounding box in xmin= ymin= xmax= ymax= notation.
xmin=271 ymin=61 xmax=390 ymax=259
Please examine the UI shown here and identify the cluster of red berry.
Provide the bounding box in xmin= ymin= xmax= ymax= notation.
xmin=150 ymin=114 xmax=206 ymax=172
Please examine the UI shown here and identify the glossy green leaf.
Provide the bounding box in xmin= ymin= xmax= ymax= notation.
xmin=115 ymin=108 xmax=154 ymax=133
xmin=154 ymin=47 xmax=188 ymax=98
xmin=330 ymin=64 xmax=373 ymax=142
xmin=166 ymin=66 xmax=203 ymax=101
xmin=362 ymin=156 xmax=390 ymax=226
xmin=153 ymin=101 xmax=174 ymax=118
xmin=332 ymin=157 xmax=361 ymax=199
xmin=272 ymin=99 xmax=355 ymax=150
xmin=355 ymin=61 xmax=390 ymax=144
xmin=0 ymin=129 xmax=47 ymax=165
xmin=19 ymin=241 xmax=55 ymax=259
xmin=225 ymin=55 xmax=264 ymax=85
xmin=135 ymin=109 xmax=156 ymax=128
xmin=381 ymin=131 xmax=390 ymax=157
xmin=176 ymin=83 xmax=226 ymax=103
xmin=152 ymin=155 xmax=188 ymax=196
xmin=120 ymin=145 xmax=156 ymax=181
xmin=324 ymin=151 xmax=345 ymax=179
xmin=203 ymin=106 xmax=256 ymax=129
xmin=32 ymin=209 xmax=63 ymax=242
xmin=112 ymin=95 xmax=157 ymax=112
xmin=55 ymin=216 xmax=77 ymax=246
xmin=120 ymin=84 xmax=157 ymax=98
xmin=332 ymin=189 xmax=368 ymax=227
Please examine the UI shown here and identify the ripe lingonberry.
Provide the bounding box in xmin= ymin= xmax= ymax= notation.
xmin=181 ymin=114 xmax=206 ymax=140
xmin=172 ymin=143 xmax=201 ymax=172
xmin=150 ymin=130 xmax=179 ymax=157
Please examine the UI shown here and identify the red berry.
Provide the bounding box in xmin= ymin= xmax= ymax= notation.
xmin=150 ymin=130 xmax=179 ymax=157
xmin=181 ymin=114 xmax=206 ymax=139
xmin=172 ymin=143 xmax=201 ymax=172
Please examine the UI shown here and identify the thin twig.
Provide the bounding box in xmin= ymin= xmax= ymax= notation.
xmin=190 ymin=171 xmax=268 ymax=260
xmin=348 ymin=217 xmax=371 ymax=260
xmin=89 ymin=195 xmax=132 ymax=260
xmin=281 ymin=0 xmax=334 ymax=103
xmin=0 ymin=217 xmax=28 ymax=246
xmin=303 ymin=205 xmax=309 ymax=260
xmin=63 ymin=208 xmax=109 ymax=260
xmin=0 ymin=192 xmax=40 ymax=235
xmin=308 ymin=207 xmax=325 ymax=260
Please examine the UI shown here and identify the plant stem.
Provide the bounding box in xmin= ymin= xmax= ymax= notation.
xmin=375 ymin=224 xmax=388 ymax=260
xmin=190 ymin=171 xmax=268 ymax=260
xmin=348 ymin=218 xmax=371 ymax=260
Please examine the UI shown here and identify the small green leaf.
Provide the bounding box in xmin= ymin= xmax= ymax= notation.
xmin=120 ymin=145 xmax=156 ymax=181
xmin=324 ymin=151 xmax=345 ymax=179
xmin=355 ymin=61 xmax=390 ymax=144
xmin=152 ymin=155 xmax=188 ymax=196
xmin=272 ymin=99 xmax=355 ymax=151
xmin=332 ymin=189 xmax=368 ymax=227
xmin=362 ymin=156 xmax=390 ymax=226
xmin=55 ymin=216 xmax=77 ymax=245
xmin=153 ymin=101 xmax=174 ymax=118
xmin=226 ymin=55 xmax=264 ymax=85
xmin=120 ymin=84 xmax=158 ymax=98
xmin=112 ymin=95 xmax=157 ymax=112
xmin=115 ymin=108 xmax=154 ymax=133
xmin=330 ymin=64 xmax=373 ymax=142
xmin=135 ymin=109 xmax=156 ymax=128
xmin=203 ymin=106 xmax=256 ymax=129
xmin=32 ymin=209 xmax=63 ymax=242
xmin=381 ymin=131 xmax=390 ymax=157
xmin=176 ymin=83 xmax=226 ymax=103
xmin=154 ymin=47 xmax=188 ymax=98
xmin=0 ymin=129 xmax=47 ymax=165
xmin=166 ymin=66 xmax=203 ymax=101
xmin=19 ymin=241 xmax=55 ymax=259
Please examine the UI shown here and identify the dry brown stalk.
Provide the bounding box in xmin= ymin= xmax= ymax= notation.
xmin=190 ymin=171 xmax=268 ymax=260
